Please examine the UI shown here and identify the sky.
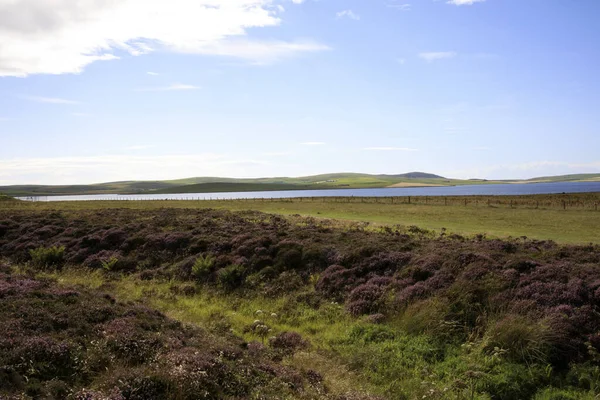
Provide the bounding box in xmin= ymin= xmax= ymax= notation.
xmin=1 ymin=0 xmax=600 ymax=185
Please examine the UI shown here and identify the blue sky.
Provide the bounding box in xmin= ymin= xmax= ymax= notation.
xmin=1 ymin=0 xmax=599 ymax=185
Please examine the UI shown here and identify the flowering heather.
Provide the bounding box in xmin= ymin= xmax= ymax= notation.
xmin=0 ymin=272 xmax=332 ymax=399
xmin=1 ymin=207 xmax=600 ymax=398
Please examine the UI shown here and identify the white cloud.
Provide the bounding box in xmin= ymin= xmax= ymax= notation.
xmin=178 ymin=38 xmax=329 ymax=65
xmin=336 ymin=10 xmax=360 ymax=20
xmin=418 ymin=52 xmax=457 ymax=62
xmin=0 ymin=0 xmax=328 ymax=77
xmin=447 ymin=0 xmax=485 ymax=5
xmin=387 ymin=2 xmax=411 ymax=11
xmin=136 ymin=83 xmax=201 ymax=92
xmin=301 ymin=142 xmax=326 ymax=146
xmin=291 ymin=0 xmax=305 ymax=4
xmin=23 ymin=96 xmax=80 ymax=105
xmin=364 ymin=147 xmax=418 ymax=151
xmin=147 ymin=71 xmax=160 ymax=76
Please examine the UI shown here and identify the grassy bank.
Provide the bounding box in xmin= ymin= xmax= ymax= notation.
xmin=5 ymin=192 xmax=600 ymax=243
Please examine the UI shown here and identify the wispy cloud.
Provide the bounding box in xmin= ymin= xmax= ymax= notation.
xmin=336 ymin=10 xmax=360 ymax=20
xmin=23 ymin=96 xmax=80 ymax=105
xmin=387 ymin=2 xmax=411 ymax=11
xmin=301 ymin=142 xmax=326 ymax=146
xmin=418 ymin=52 xmax=457 ymax=62
xmin=0 ymin=1 xmax=327 ymax=77
xmin=147 ymin=71 xmax=160 ymax=76
xmin=447 ymin=0 xmax=486 ymax=5
xmin=183 ymin=39 xmax=330 ymax=66
xmin=136 ymin=83 xmax=201 ymax=92
xmin=364 ymin=147 xmax=418 ymax=151
xmin=396 ymin=58 xmax=406 ymax=65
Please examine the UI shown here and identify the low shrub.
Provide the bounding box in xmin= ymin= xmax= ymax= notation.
xmin=263 ymin=271 xmax=305 ymax=297
xmin=191 ymin=254 xmax=215 ymax=282
xmin=346 ymin=283 xmax=385 ymax=316
xmin=269 ymin=331 xmax=309 ymax=356
xmin=217 ymin=264 xmax=246 ymax=290
xmin=29 ymin=246 xmax=65 ymax=269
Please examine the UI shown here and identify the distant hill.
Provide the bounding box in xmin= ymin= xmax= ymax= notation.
xmin=1 ymin=171 xmax=597 ymax=196
xmin=526 ymin=173 xmax=600 ymax=183
xmin=394 ymin=172 xmax=445 ymax=179
xmin=155 ymin=182 xmax=316 ymax=194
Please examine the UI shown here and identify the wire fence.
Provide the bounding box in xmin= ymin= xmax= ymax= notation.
xmin=13 ymin=193 xmax=600 ymax=211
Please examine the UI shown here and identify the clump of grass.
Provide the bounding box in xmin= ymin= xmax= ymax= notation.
xmin=29 ymin=246 xmax=65 ymax=269
xmin=484 ymin=315 xmax=553 ymax=365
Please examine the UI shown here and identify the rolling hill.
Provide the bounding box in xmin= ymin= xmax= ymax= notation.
xmin=0 ymin=171 xmax=598 ymax=197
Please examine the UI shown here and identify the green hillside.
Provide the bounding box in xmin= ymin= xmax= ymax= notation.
xmin=526 ymin=173 xmax=600 ymax=182
xmin=1 ymin=171 xmax=598 ymax=197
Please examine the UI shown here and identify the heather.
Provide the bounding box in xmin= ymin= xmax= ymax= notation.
xmin=1 ymin=207 xmax=599 ymax=398
xmin=0 ymin=264 xmax=367 ymax=399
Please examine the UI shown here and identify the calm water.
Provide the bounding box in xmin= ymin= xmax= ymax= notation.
xmin=18 ymin=181 xmax=600 ymax=202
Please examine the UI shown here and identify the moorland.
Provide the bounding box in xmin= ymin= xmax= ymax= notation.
xmin=1 ymin=194 xmax=600 ymax=399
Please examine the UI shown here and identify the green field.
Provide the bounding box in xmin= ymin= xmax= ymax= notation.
xmin=5 ymin=192 xmax=600 ymax=243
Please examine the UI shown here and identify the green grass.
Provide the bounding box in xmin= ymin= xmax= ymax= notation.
xmin=36 ymin=268 xmax=379 ymax=396
xmin=526 ymin=173 xmax=600 ymax=182
xmin=32 ymin=266 xmax=600 ymax=400
xmin=7 ymin=193 xmax=600 ymax=243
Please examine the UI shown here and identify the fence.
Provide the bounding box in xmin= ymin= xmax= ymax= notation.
xmin=11 ymin=193 xmax=600 ymax=211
